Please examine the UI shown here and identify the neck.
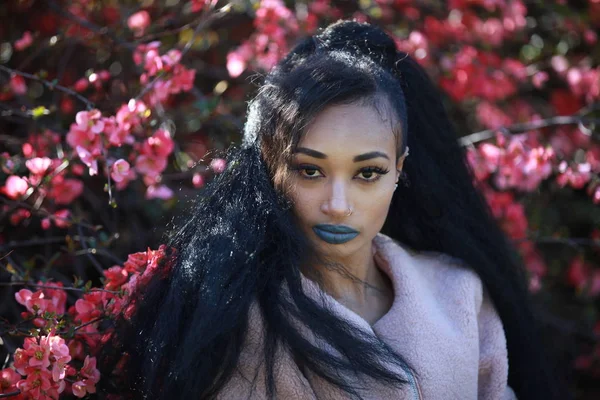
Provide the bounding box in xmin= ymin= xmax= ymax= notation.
xmin=306 ymin=241 xmax=391 ymax=308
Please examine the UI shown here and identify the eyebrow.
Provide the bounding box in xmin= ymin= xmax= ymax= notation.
xmin=294 ymin=147 xmax=390 ymax=162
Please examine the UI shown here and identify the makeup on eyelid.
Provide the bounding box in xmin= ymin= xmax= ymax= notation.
xmin=290 ymin=163 xmax=390 ymax=182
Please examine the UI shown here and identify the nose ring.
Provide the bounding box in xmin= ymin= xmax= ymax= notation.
xmin=346 ymin=208 xmax=353 ymax=216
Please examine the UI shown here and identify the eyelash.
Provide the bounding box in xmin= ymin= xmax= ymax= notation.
xmin=292 ymin=165 xmax=390 ymax=182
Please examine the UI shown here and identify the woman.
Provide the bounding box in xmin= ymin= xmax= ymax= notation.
xmin=98 ymin=20 xmax=567 ymax=399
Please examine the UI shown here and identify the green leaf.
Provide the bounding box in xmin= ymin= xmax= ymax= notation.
xmin=30 ymin=106 xmax=50 ymax=119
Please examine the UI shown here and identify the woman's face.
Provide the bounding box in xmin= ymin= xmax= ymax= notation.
xmin=288 ymin=101 xmax=406 ymax=259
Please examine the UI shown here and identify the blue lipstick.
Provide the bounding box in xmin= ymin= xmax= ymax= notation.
xmin=312 ymin=224 xmax=359 ymax=244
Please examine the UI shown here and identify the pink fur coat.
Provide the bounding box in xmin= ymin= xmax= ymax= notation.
xmin=217 ymin=233 xmax=517 ymax=400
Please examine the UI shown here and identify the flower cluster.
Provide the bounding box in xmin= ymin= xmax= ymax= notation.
xmin=2 ymin=245 xmax=175 ymax=399
xmin=227 ymin=0 xmax=299 ymax=77
xmin=133 ymin=43 xmax=196 ymax=106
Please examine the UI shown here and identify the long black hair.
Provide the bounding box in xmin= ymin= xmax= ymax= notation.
xmin=97 ymin=20 xmax=568 ymax=400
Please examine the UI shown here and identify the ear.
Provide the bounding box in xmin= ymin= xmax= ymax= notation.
xmin=395 ymin=146 xmax=409 ymax=182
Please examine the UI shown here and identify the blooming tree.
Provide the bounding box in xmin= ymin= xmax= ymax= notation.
xmin=0 ymin=0 xmax=599 ymax=398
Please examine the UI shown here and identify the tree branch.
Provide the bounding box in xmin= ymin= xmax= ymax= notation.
xmin=459 ymin=115 xmax=600 ymax=147
xmin=0 ymin=65 xmax=95 ymax=110
xmin=0 ymin=281 xmax=120 ymax=295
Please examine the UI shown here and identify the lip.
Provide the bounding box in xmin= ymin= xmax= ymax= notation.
xmin=312 ymin=224 xmax=359 ymax=244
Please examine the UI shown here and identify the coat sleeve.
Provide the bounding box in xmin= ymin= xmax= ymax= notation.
xmin=477 ymin=287 xmax=518 ymax=400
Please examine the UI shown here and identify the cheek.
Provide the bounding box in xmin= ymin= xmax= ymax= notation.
xmin=290 ymin=188 xmax=319 ymax=225
xmin=358 ymin=187 xmax=395 ymax=225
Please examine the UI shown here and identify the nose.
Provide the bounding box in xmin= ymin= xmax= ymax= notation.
xmin=320 ymin=179 xmax=352 ymax=218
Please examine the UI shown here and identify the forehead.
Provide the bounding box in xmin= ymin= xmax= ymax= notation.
xmin=298 ymin=102 xmax=398 ymax=155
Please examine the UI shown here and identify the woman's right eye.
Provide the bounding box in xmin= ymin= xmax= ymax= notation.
xmin=296 ymin=165 xmax=323 ymax=179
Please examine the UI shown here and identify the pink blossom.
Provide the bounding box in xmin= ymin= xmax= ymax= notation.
xmin=135 ymin=154 xmax=167 ymax=179
xmin=191 ymin=0 xmax=211 ymax=12
xmin=133 ymin=41 xmax=161 ymax=66
xmin=192 ymin=173 xmax=204 ymax=188
xmin=584 ymin=28 xmax=598 ymax=45
xmin=0 ymin=367 xmax=20 ymax=393
xmin=22 ymin=338 xmax=51 ymax=370
xmin=396 ymin=31 xmax=430 ymax=64
xmin=127 ymin=10 xmax=151 ymax=36
xmin=2 ymin=175 xmax=29 ymax=199
xmin=124 ymin=251 xmax=148 ymax=274
xmin=66 ymin=123 xmax=100 ymax=153
xmin=41 ymin=334 xmax=71 ymax=381
xmin=146 ymin=184 xmax=174 ymax=200
xmin=14 ymin=31 xmax=33 ymax=51
xmin=476 ymin=18 xmax=504 ymax=46
xmin=14 ymin=289 xmax=33 ymax=309
xmin=114 ymin=167 xmax=137 ymax=191
xmin=104 ymin=116 xmax=132 ymax=147
xmin=593 ymin=186 xmax=600 ymax=204
xmin=81 ymin=356 xmax=100 ymax=383
xmin=25 ymin=157 xmax=52 ymax=175
xmin=532 ymin=71 xmax=548 ymax=89
xmin=15 ymin=282 xmax=68 ymax=320
xmin=476 ymin=101 xmax=512 ymax=129
xmin=76 ymin=146 xmax=99 ymax=176
xmin=53 ymin=209 xmax=71 ymax=229
xmin=143 ymin=129 xmax=175 ymax=158
xmin=48 ymin=177 xmax=83 ymax=205
xmin=143 ymin=48 xmax=164 ymax=76
xmin=75 ymin=110 xmax=104 ymax=134
xmin=104 ymin=266 xmax=129 ymax=290
xmin=557 ymin=161 xmax=592 ymax=189
xmin=551 ymin=55 xmax=569 ymax=74
xmin=227 ymin=42 xmax=253 ymax=78
xmin=97 ymin=70 xmax=111 ymax=81
xmin=16 ymin=367 xmax=54 ymax=399
xmin=567 ymin=257 xmax=592 ymax=290
xmin=13 ymin=346 xmax=29 ymax=375
xmin=116 ymin=99 xmax=148 ymax=132
xmin=10 ymin=208 xmax=31 ymax=226
xmin=78 ymin=355 xmax=100 ymax=386
xmin=210 ymin=158 xmax=227 ymax=174
xmin=111 ymin=159 xmax=131 ymax=183
xmin=162 ymin=49 xmax=182 ymax=67
xmin=41 ymin=218 xmax=52 ymax=230
xmin=10 ymin=75 xmax=27 ymax=95
xmin=171 ymin=64 xmax=196 ymax=92
xmin=73 ymin=78 xmax=89 ymax=92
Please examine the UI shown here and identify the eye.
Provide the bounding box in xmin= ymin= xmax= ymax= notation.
xmin=294 ymin=165 xmax=324 ymax=179
xmin=355 ymin=166 xmax=389 ymax=182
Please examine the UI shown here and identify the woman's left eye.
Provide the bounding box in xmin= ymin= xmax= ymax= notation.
xmin=356 ymin=167 xmax=389 ymax=182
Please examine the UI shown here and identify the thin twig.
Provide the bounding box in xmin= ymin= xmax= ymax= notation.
xmin=0 ymin=236 xmax=71 ymax=251
xmin=57 ymin=316 xmax=107 ymax=336
xmin=0 ymin=281 xmax=120 ymax=295
xmin=77 ymin=222 xmax=106 ymax=275
xmin=131 ymin=15 xmax=205 ymax=44
xmin=0 ymin=390 xmax=21 ymax=399
xmin=0 ymin=196 xmax=97 ymax=231
xmin=0 ymin=65 xmax=95 ymax=110
xmin=460 ymin=115 xmax=600 ymax=147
